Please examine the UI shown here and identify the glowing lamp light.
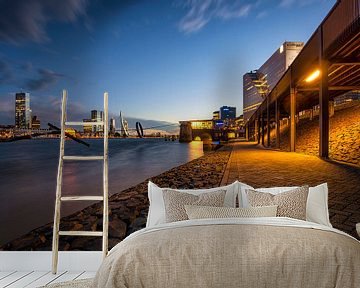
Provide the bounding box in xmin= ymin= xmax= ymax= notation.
xmin=305 ymin=69 xmax=320 ymax=82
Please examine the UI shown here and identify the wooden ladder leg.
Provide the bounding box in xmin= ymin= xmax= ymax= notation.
xmin=102 ymin=92 xmax=109 ymax=259
xmin=52 ymin=90 xmax=67 ymax=274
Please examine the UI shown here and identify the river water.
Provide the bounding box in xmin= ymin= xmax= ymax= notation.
xmin=0 ymin=138 xmax=203 ymax=245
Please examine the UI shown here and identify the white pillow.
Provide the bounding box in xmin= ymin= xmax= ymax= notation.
xmin=239 ymin=183 xmax=331 ymax=227
xmin=146 ymin=181 xmax=239 ymax=228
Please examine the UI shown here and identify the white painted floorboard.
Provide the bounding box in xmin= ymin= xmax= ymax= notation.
xmin=6 ymin=272 xmax=49 ymax=288
xmin=0 ymin=272 xmax=33 ymax=288
xmin=75 ymin=271 xmax=96 ymax=280
xmin=48 ymin=271 xmax=85 ymax=284
xmin=0 ymin=271 xmax=95 ymax=288
xmin=0 ymin=272 xmax=16 ymax=282
xmin=0 ymin=252 xmax=99 ymax=287
xmin=23 ymin=271 xmax=67 ymax=288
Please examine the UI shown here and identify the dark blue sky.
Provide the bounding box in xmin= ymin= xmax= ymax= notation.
xmin=0 ymin=0 xmax=335 ymax=125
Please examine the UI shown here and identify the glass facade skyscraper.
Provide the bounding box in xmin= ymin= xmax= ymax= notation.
xmin=110 ymin=118 xmax=116 ymax=134
xmin=91 ymin=110 xmax=104 ymax=132
xmin=243 ymin=41 xmax=304 ymax=122
xmin=220 ymin=106 xmax=236 ymax=120
xmin=15 ymin=92 xmax=31 ymax=129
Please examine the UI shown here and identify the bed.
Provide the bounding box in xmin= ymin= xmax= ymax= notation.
xmin=92 ymin=182 xmax=360 ymax=288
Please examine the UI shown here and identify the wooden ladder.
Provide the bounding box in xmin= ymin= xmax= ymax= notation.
xmin=52 ymin=90 xmax=109 ymax=274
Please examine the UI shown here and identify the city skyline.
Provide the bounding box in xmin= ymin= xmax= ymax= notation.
xmin=0 ymin=0 xmax=335 ymax=125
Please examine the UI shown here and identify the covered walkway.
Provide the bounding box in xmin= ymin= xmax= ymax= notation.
xmin=221 ymin=142 xmax=360 ymax=239
xmin=246 ymin=0 xmax=360 ymax=158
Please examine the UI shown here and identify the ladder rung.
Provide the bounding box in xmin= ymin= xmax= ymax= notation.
xmin=65 ymin=121 xmax=104 ymax=126
xmin=63 ymin=156 xmax=104 ymax=161
xmin=59 ymin=231 xmax=103 ymax=237
xmin=61 ymin=196 xmax=103 ymax=201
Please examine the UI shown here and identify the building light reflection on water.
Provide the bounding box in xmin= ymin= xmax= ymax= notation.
xmin=186 ymin=141 xmax=204 ymax=162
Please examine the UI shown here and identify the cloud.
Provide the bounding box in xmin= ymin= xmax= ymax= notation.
xmin=0 ymin=92 xmax=88 ymax=127
xmin=26 ymin=69 xmax=64 ymax=91
xmin=178 ymin=0 xmax=252 ymax=33
xmin=256 ymin=10 xmax=268 ymax=19
xmin=0 ymin=94 xmax=14 ymax=113
xmin=279 ymin=0 xmax=319 ymax=8
xmin=279 ymin=0 xmax=295 ymax=7
xmin=32 ymin=95 xmax=87 ymax=126
xmin=0 ymin=0 xmax=88 ymax=44
xmin=0 ymin=59 xmax=12 ymax=83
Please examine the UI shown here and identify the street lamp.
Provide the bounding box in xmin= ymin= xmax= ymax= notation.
xmin=305 ymin=69 xmax=320 ymax=82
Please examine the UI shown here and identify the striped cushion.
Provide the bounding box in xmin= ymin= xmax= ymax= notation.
xmin=246 ymin=186 xmax=309 ymax=220
xmin=185 ymin=205 xmax=278 ymax=219
xmin=162 ymin=189 xmax=226 ymax=223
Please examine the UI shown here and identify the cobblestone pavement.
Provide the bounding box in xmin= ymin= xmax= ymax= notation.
xmin=221 ymin=141 xmax=360 ymax=239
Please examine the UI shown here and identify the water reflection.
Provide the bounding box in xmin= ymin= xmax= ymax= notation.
xmin=186 ymin=141 xmax=204 ymax=162
xmin=0 ymin=138 xmax=203 ymax=245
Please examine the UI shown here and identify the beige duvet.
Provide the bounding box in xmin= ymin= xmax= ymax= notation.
xmin=93 ymin=218 xmax=360 ymax=288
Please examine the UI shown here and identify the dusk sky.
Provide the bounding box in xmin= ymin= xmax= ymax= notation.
xmin=0 ymin=0 xmax=335 ymax=126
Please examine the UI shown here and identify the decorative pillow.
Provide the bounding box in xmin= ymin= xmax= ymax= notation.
xmin=184 ymin=205 xmax=278 ymax=219
xmin=239 ymin=183 xmax=332 ymax=227
xmin=162 ymin=189 xmax=226 ymax=223
xmin=146 ymin=181 xmax=240 ymax=228
xmin=246 ymin=186 xmax=309 ymax=220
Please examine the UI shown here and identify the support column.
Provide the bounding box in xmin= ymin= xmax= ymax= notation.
xmin=179 ymin=121 xmax=192 ymax=143
xmin=275 ymin=99 xmax=280 ymax=149
xmin=245 ymin=123 xmax=249 ymax=141
xmin=266 ymin=98 xmax=270 ymax=147
xmin=319 ymin=26 xmax=329 ymax=158
xmin=257 ymin=116 xmax=261 ymax=144
xmin=290 ymin=87 xmax=296 ymax=152
xmin=329 ymin=100 xmax=334 ymax=117
xmin=254 ymin=119 xmax=258 ymax=142
xmin=319 ymin=60 xmax=329 ymax=158
xmin=261 ymin=113 xmax=265 ymax=146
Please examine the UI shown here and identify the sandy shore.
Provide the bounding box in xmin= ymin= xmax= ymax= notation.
xmin=1 ymin=146 xmax=231 ymax=251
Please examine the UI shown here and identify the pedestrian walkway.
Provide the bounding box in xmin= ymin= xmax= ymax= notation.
xmin=221 ymin=142 xmax=360 ymax=239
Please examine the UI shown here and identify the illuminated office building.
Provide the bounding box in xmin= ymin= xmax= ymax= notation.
xmin=15 ymin=92 xmax=32 ymax=129
xmin=220 ymin=106 xmax=236 ymax=120
xmin=83 ymin=119 xmax=93 ymax=134
xmin=213 ymin=111 xmax=220 ymax=120
xmin=191 ymin=120 xmax=213 ymax=130
xmin=31 ymin=116 xmax=40 ymax=129
xmin=243 ymin=41 xmax=304 ymax=122
xmin=91 ymin=110 xmax=104 ymax=132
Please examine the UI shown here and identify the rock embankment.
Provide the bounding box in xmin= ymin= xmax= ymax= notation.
xmin=1 ymin=147 xmax=231 ymax=251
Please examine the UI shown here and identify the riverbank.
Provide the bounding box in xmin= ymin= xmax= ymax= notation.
xmin=1 ymin=146 xmax=231 ymax=251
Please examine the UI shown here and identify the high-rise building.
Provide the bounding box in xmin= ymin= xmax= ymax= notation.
xmin=15 ymin=92 xmax=32 ymax=129
xmin=31 ymin=116 xmax=40 ymax=129
xmin=220 ymin=106 xmax=236 ymax=120
xmin=110 ymin=118 xmax=116 ymax=135
xmin=91 ymin=110 xmax=104 ymax=132
xmin=212 ymin=111 xmax=220 ymax=120
xmin=83 ymin=119 xmax=93 ymax=134
xmin=243 ymin=41 xmax=304 ymax=122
